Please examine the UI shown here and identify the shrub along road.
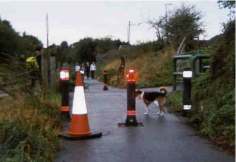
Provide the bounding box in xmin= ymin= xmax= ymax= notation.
xmin=56 ymin=80 xmax=234 ymax=162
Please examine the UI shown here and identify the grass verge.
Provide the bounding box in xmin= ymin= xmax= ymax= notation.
xmin=0 ymin=92 xmax=61 ymax=162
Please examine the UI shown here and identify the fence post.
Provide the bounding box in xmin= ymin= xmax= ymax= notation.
xmin=50 ymin=56 xmax=57 ymax=90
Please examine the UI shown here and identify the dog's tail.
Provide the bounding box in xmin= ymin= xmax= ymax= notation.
xmin=160 ymin=87 xmax=167 ymax=96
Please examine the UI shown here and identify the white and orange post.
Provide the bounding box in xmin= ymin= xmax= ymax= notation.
xmin=60 ymin=71 xmax=102 ymax=139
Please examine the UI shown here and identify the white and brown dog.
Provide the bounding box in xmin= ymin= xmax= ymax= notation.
xmin=135 ymin=88 xmax=167 ymax=116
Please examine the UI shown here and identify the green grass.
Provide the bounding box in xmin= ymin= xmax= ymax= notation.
xmin=97 ymin=47 xmax=174 ymax=88
xmin=0 ymin=93 xmax=61 ymax=162
xmin=167 ymin=91 xmax=182 ymax=113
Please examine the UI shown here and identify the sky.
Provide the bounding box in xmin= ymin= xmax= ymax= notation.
xmin=0 ymin=0 xmax=230 ymax=46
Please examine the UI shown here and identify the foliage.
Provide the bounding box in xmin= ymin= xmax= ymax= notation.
xmin=149 ymin=5 xmax=204 ymax=51
xmin=218 ymin=0 xmax=235 ymax=9
xmin=165 ymin=5 xmax=204 ymax=50
xmin=94 ymin=38 xmax=125 ymax=54
xmin=0 ymin=18 xmax=42 ymax=58
xmin=148 ymin=17 xmax=166 ymax=42
xmin=49 ymin=37 xmax=127 ymax=65
xmin=73 ymin=38 xmax=97 ymax=63
xmin=0 ymin=94 xmax=61 ymax=162
xmin=167 ymin=91 xmax=182 ymax=112
xmin=97 ymin=45 xmax=175 ymax=88
xmin=190 ymin=20 xmax=235 ymax=148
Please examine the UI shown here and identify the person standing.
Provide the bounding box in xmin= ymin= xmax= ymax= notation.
xmin=75 ymin=63 xmax=80 ymax=72
xmin=85 ymin=62 xmax=90 ymax=79
xmin=26 ymin=46 xmax=42 ymax=88
xmin=90 ymin=62 xmax=96 ymax=79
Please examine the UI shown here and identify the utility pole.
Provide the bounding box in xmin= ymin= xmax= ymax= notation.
xmin=127 ymin=20 xmax=131 ymax=44
xmin=41 ymin=13 xmax=49 ymax=97
xmin=165 ymin=3 xmax=171 ymax=23
xmin=127 ymin=20 xmax=142 ymax=45
xmin=46 ymin=13 xmax=50 ymax=87
xmin=164 ymin=3 xmax=172 ymax=43
xmin=46 ymin=13 xmax=49 ymax=49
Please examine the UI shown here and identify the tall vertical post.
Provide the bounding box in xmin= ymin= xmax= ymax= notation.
xmin=50 ymin=56 xmax=56 ymax=90
xmin=173 ymin=58 xmax=177 ymax=91
xmin=46 ymin=13 xmax=49 ymax=49
xmin=46 ymin=13 xmax=51 ymax=87
xmin=118 ymin=69 xmax=143 ymax=127
xmin=60 ymin=67 xmax=70 ymax=120
xmin=41 ymin=49 xmax=48 ymax=98
xmin=127 ymin=20 xmax=131 ymax=44
xmin=183 ymin=70 xmax=192 ymax=111
xmin=103 ymin=70 xmax=108 ymax=91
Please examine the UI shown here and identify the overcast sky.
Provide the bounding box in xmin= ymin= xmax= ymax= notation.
xmin=0 ymin=0 xmax=230 ymax=46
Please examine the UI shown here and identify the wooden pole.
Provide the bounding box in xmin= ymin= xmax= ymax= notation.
xmin=41 ymin=13 xmax=50 ymax=97
xmin=50 ymin=56 xmax=56 ymax=90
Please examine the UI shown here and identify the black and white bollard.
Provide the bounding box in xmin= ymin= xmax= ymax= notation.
xmin=118 ymin=69 xmax=143 ymax=127
xmin=103 ymin=70 xmax=108 ymax=91
xmin=59 ymin=67 xmax=70 ymax=120
xmin=183 ymin=70 xmax=192 ymax=111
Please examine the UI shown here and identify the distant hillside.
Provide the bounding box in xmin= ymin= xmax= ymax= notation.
xmin=97 ymin=45 xmax=175 ymax=88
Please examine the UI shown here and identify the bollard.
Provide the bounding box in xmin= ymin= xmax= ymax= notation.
xmin=182 ymin=70 xmax=192 ymax=114
xmin=103 ymin=70 xmax=108 ymax=91
xmin=118 ymin=69 xmax=143 ymax=127
xmin=59 ymin=67 xmax=70 ymax=120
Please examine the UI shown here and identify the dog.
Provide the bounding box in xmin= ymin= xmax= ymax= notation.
xmin=135 ymin=88 xmax=167 ymax=116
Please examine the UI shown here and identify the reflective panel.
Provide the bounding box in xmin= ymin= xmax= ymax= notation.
xmin=183 ymin=71 xmax=192 ymax=78
xmin=183 ymin=105 xmax=192 ymax=110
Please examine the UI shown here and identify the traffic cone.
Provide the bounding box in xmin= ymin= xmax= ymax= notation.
xmin=60 ymin=71 xmax=102 ymax=140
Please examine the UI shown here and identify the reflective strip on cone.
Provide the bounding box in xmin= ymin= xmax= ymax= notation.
xmin=72 ymin=86 xmax=87 ymax=115
xmin=127 ymin=110 xmax=136 ymax=116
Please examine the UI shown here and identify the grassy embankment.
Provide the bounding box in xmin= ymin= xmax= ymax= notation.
xmin=0 ymin=93 xmax=61 ymax=162
xmin=167 ymin=21 xmax=235 ymax=152
xmin=97 ymin=45 xmax=175 ymax=88
xmin=0 ymin=57 xmax=62 ymax=161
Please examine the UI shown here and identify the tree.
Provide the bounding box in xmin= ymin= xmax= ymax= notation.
xmin=18 ymin=33 xmax=43 ymax=55
xmin=164 ymin=5 xmax=204 ymax=51
xmin=148 ymin=16 xmax=166 ymax=42
xmin=74 ymin=38 xmax=97 ymax=63
xmin=218 ymin=0 xmax=235 ymax=20
xmin=0 ymin=19 xmax=19 ymax=56
xmin=0 ymin=18 xmax=42 ymax=58
xmin=218 ymin=0 xmax=235 ymax=9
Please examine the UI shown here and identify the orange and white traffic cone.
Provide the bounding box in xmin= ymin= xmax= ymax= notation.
xmin=60 ymin=71 xmax=102 ymax=140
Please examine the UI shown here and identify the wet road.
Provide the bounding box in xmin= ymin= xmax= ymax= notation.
xmin=56 ymin=80 xmax=234 ymax=162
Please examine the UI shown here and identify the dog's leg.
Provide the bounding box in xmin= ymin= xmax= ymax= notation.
xmin=144 ymin=100 xmax=149 ymax=115
xmin=153 ymin=100 xmax=160 ymax=115
xmin=144 ymin=106 xmax=149 ymax=115
xmin=158 ymin=97 xmax=166 ymax=116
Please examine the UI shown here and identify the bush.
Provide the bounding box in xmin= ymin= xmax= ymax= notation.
xmin=167 ymin=91 xmax=182 ymax=112
xmin=190 ymin=21 xmax=235 ymax=149
xmin=0 ymin=94 xmax=61 ymax=162
xmin=97 ymin=46 xmax=175 ymax=88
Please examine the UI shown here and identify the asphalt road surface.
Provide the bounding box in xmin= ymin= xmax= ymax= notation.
xmin=56 ymin=80 xmax=234 ymax=162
